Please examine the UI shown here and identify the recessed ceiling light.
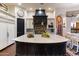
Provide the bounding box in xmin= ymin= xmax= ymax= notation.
xmin=29 ymin=8 xmax=33 ymax=10
xmin=48 ymin=8 xmax=52 ymax=10
xmin=39 ymin=8 xmax=42 ymax=10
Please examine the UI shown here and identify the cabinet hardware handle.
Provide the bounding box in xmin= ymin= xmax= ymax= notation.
xmin=7 ymin=32 xmax=9 ymax=38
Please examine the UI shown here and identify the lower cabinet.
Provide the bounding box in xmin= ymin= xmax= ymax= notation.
xmin=0 ymin=22 xmax=8 ymax=50
xmin=7 ymin=23 xmax=15 ymax=46
xmin=0 ymin=22 xmax=15 ymax=50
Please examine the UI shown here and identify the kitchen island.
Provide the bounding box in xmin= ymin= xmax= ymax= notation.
xmin=14 ymin=34 xmax=68 ymax=56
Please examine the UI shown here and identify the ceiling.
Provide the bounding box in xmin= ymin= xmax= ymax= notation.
xmin=5 ymin=3 xmax=79 ymax=16
xmin=5 ymin=3 xmax=79 ymax=11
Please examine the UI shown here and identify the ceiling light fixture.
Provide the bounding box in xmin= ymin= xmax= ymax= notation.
xmin=29 ymin=8 xmax=33 ymax=10
xmin=39 ymin=8 xmax=42 ymax=10
xmin=48 ymin=8 xmax=52 ymax=10
xmin=76 ymin=14 xmax=79 ymax=18
xmin=48 ymin=8 xmax=51 ymax=10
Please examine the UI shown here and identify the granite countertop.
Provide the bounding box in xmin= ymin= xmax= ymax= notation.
xmin=14 ymin=34 xmax=68 ymax=44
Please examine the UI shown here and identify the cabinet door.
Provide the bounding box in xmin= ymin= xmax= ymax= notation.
xmin=8 ymin=23 xmax=15 ymax=45
xmin=0 ymin=22 xmax=7 ymax=50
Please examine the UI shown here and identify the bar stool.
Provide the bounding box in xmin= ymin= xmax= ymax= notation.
xmin=71 ymin=36 xmax=79 ymax=53
xmin=64 ymin=34 xmax=71 ymax=48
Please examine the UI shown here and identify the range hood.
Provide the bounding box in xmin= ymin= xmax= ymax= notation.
xmin=35 ymin=9 xmax=47 ymax=16
xmin=33 ymin=9 xmax=47 ymax=34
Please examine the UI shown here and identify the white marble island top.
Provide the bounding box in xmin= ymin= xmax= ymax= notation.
xmin=14 ymin=34 xmax=68 ymax=44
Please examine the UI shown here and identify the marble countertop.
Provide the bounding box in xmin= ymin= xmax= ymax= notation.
xmin=14 ymin=34 xmax=68 ymax=44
